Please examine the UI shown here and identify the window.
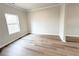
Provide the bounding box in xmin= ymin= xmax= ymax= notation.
xmin=5 ymin=13 xmax=20 ymax=35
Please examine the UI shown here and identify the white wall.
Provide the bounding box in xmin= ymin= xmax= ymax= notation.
xmin=0 ymin=4 xmax=28 ymax=48
xmin=29 ymin=6 xmax=60 ymax=35
xmin=59 ymin=3 xmax=79 ymax=41
xmin=59 ymin=4 xmax=66 ymax=42
xmin=29 ymin=3 xmax=79 ymax=41
xmin=65 ymin=4 xmax=79 ymax=37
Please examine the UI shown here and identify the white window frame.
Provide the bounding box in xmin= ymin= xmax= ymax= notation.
xmin=5 ymin=13 xmax=20 ymax=35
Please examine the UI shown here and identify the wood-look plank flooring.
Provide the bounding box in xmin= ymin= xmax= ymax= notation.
xmin=0 ymin=34 xmax=79 ymax=56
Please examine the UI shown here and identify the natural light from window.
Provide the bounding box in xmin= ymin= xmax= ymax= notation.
xmin=5 ymin=13 xmax=20 ymax=35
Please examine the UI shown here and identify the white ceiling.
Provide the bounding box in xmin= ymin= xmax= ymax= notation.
xmin=13 ymin=3 xmax=59 ymax=10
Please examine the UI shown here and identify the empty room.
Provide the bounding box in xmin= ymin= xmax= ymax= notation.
xmin=0 ymin=3 xmax=79 ymax=56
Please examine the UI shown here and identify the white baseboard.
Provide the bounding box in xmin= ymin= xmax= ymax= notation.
xmin=0 ymin=38 xmax=17 ymax=48
xmin=59 ymin=35 xmax=66 ymax=42
xmin=31 ymin=33 xmax=58 ymax=36
xmin=66 ymin=35 xmax=79 ymax=37
xmin=31 ymin=33 xmax=67 ymax=42
xmin=0 ymin=33 xmax=29 ymax=48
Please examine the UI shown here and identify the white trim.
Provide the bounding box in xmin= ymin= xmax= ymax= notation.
xmin=59 ymin=35 xmax=66 ymax=42
xmin=30 ymin=4 xmax=64 ymax=12
xmin=66 ymin=35 xmax=79 ymax=37
xmin=31 ymin=33 xmax=67 ymax=42
xmin=31 ymin=33 xmax=59 ymax=36
xmin=0 ymin=33 xmax=28 ymax=48
xmin=0 ymin=38 xmax=17 ymax=48
xmin=2 ymin=3 xmax=28 ymax=13
xmin=2 ymin=3 xmax=66 ymax=12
